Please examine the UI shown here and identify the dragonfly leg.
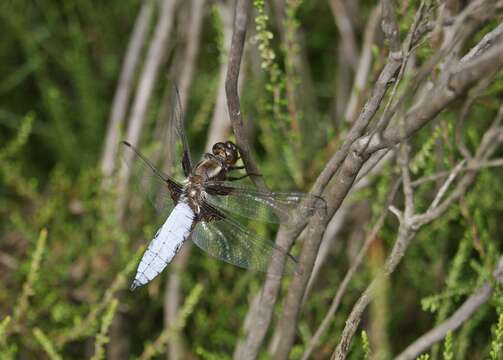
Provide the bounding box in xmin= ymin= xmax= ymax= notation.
xmin=227 ymin=172 xmax=262 ymax=181
xmin=229 ymin=165 xmax=245 ymax=171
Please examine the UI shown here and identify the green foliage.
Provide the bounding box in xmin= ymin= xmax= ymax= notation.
xmin=490 ymin=309 xmax=503 ymax=360
xmin=361 ymin=330 xmax=371 ymax=359
xmin=443 ymin=331 xmax=454 ymax=360
xmin=90 ymin=298 xmax=118 ymax=360
xmin=13 ymin=228 xmax=48 ymax=328
xmin=139 ymin=284 xmax=203 ymax=360
xmin=417 ymin=354 xmax=431 ymax=360
xmin=33 ymin=327 xmax=62 ymax=360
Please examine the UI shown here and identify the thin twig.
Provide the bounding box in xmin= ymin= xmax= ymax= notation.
xmin=101 ymin=1 xmax=154 ymax=178
xmin=225 ymin=0 xmax=265 ymax=191
xmin=301 ymin=179 xmax=401 ymax=360
xmin=331 ymin=102 xmax=503 ymax=359
xmin=163 ymin=2 xmax=206 ymax=359
xmin=395 ymin=256 xmax=503 ymax=360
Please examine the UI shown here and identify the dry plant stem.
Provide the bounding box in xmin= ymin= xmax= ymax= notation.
xmin=460 ymin=21 xmax=503 ymax=64
xmin=100 ymin=1 xmax=153 ymax=178
xmin=174 ymin=0 xmax=206 ymax=113
xmin=239 ymin=3 xmax=503 ymax=358
xmin=367 ymin=41 xmax=503 ymax=152
xmin=303 ymin=204 xmax=349 ymax=302
xmin=163 ymin=2 xmax=205 ymax=359
xmin=332 ymin=143 xmax=418 ymax=360
xmin=381 ymin=0 xmax=401 ymax=54
xmin=238 ymin=2 xmax=406 ymax=357
xmin=165 ymin=247 xmax=190 ymax=360
xmin=225 ymin=0 xmax=264 ymax=193
xmin=272 ymin=149 xmax=369 ymax=359
xmin=367 ymin=0 xmax=502 ymax=152
xmin=226 ymin=1 xmax=290 ymax=358
xmin=270 ymin=1 xmax=404 ymax=356
xmin=110 ymin=3 xmax=178 ymax=357
xmin=304 ymin=149 xmax=394 ymax=304
xmin=411 ymin=158 xmax=503 ymax=186
xmin=395 ymin=256 xmax=503 ymax=360
xmin=455 ymin=78 xmax=491 ymax=160
xmin=331 ymin=113 xmax=503 ymax=359
xmin=301 ymin=180 xmax=401 ymax=360
xmin=345 ymin=6 xmax=381 ymax=123
xmin=206 ymin=0 xmax=234 ymax=148
xmin=329 ymin=0 xmax=360 ymax=71
xmin=117 ymin=0 xmax=178 ymax=217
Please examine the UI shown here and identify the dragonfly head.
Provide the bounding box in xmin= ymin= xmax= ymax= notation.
xmin=212 ymin=141 xmax=240 ymax=166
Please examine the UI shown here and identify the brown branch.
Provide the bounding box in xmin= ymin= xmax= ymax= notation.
xmin=225 ymin=0 xmax=265 ymax=191
xmin=345 ymin=6 xmax=381 ymax=123
xmin=238 ymin=2 xmax=424 ymax=357
xmin=366 ymin=40 xmax=503 ymax=152
xmin=301 ymin=179 xmax=401 ymax=360
xmin=411 ymin=158 xmax=503 ymax=186
xmin=206 ymin=0 xmax=235 ymax=149
xmin=109 ymin=2 xmax=178 ymax=358
xmin=272 ymin=149 xmax=369 ymax=359
xmin=101 ymin=1 xmax=153 ymax=178
xmin=303 ymin=149 xmax=393 ymax=304
xmin=164 ymin=2 xmax=206 ymax=359
xmin=276 ymin=4 xmax=503 ymax=358
xmin=329 ymin=0 xmax=360 ymax=71
xmin=270 ymin=1 xmax=406 ymax=356
xmin=381 ymin=0 xmax=401 ymax=55
xmin=237 ymin=3 xmax=502 ymax=359
xmin=460 ymin=21 xmax=503 ymax=64
xmin=395 ymin=256 xmax=503 ymax=360
xmin=331 ymin=109 xmax=503 ymax=359
xmin=117 ymin=0 xmax=178 ymax=219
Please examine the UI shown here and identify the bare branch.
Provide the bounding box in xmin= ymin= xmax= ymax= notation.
xmin=395 ymin=256 xmax=503 ymax=360
xmin=236 ymin=4 xmax=503 ymax=359
xmin=427 ymin=160 xmax=465 ymax=211
xmin=345 ymin=6 xmax=381 ymax=123
xmin=164 ymin=2 xmax=206 ymax=359
xmin=117 ymin=0 xmax=178 ymax=218
xmin=301 ymin=179 xmax=401 ymax=360
xmin=381 ymin=0 xmax=401 ymax=55
xmin=367 ymin=40 xmax=503 ymax=152
xmin=461 ymin=21 xmax=503 ymax=63
xmin=329 ymin=0 xmax=360 ymax=71
xmin=399 ymin=143 xmax=414 ymax=220
xmin=101 ymin=1 xmax=153 ymax=178
xmin=225 ymin=0 xmax=265 ymax=191
xmin=206 ymin=0 xmax=235 ymax=149
xmin=411 ymin=158 xmax=503 ymax=186
xmin=331 ymin=106 xmax=503 ymax=359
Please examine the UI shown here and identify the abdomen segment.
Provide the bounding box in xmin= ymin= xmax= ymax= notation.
xmin=130 ymin=202 xmax=194 ymax=290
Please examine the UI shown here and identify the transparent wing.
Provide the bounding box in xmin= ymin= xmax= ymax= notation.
xmin=172 ymin=86 xmax=193 ymax=177
xmin=120 ymin=141 xmax=183 ymax=217
xmin=191 ymin=213 xmax=298 ymax=275
xmin=161 ymin=85 xmax=193 ymax=179
xmin=204 ymin=182 xmax=326 ymax=224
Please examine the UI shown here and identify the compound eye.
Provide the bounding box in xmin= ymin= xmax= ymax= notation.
xmin=225 ymin=149 xmax=237 ymax=164
xmin=227 ymin=141 xmax=238 ymax=152
xmin=212 ymin=142 xmax=225 ymax=154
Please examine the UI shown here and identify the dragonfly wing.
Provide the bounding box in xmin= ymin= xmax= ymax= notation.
xmin=172 ymin=86 xmax=193 ymax=177
xmin=191 ymin=208 xmax=298 ymax=275
xmin=121 ymin=141 xmax=183 ymax=217
xmin=204 ymin=183 xmax=326 ymax=224
xmin=130 ymin=203 xmax=195 ymax=290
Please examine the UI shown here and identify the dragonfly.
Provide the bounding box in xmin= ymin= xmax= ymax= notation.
xmin=122 ymin=91 xmax=325 ymax=291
